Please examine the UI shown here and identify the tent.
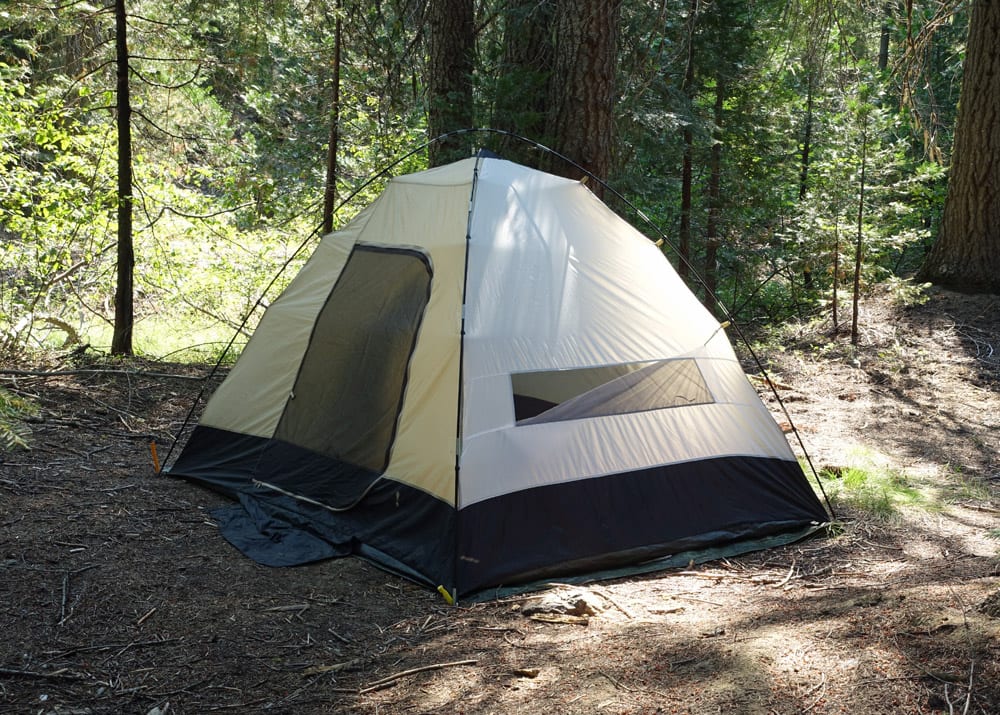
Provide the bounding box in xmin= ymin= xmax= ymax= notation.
xmin=167 ymin=155 xmax=828 ymax=600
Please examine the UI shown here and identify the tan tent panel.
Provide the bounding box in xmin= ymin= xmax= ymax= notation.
xmin=199 ymin=224 xmax=360 ymax=438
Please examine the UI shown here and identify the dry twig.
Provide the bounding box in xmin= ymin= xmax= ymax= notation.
xmin=359 ymin=659 xmax=477 ymax=694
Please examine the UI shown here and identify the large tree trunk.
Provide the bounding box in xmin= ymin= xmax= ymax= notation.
xmin=427 ymin=0 xmax=475 ymax=166
xmin=918 ymin=0 xmax=1000 ymax=293
xmin=493 ymin=1 xmax=554 ymax=165
xmin=544 ymin=0 xmax=619 ymax=197
xmin=111 ymin=0 xmax=134 ymax=356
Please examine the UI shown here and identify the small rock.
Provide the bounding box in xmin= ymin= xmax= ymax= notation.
xmin=979 ymin=591 xmax=1000 ymax=618
xmin=521 ymin=587 xmax=607 ymax=619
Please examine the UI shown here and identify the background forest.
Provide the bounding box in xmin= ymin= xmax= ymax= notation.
xmin=0 ymin=0 xmax=973 ymax=362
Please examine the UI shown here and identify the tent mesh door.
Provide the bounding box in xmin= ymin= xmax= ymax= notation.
xmin=274 ymin=245 xmax=433 ymax=474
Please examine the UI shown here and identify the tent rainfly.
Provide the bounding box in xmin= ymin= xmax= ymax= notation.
xmin=167 ymin=155 xmax=829 ymax=600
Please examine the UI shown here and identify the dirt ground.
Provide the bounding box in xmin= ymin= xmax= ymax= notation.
xmin=2 ymin=285 xmax=999 ymax=715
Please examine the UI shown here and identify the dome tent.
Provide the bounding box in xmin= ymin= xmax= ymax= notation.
xmin=166 ymin=155 xmax=828 ymax=600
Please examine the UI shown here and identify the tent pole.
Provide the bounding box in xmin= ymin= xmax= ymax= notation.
xmin=448 ymin=153 xmax=487 ymax=602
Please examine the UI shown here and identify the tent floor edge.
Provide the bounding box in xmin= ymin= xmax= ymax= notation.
xmin=461 ymin=521 xmax=828 ymax=602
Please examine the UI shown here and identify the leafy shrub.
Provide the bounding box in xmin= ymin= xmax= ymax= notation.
xmin=0 ymin=387 xmax=37 ymax=451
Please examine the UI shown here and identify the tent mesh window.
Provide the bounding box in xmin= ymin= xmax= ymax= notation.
xmin=512 ymin=358 xmax=713 ymax=425
xmin=274 ymin=245 xmax=432 ymax=471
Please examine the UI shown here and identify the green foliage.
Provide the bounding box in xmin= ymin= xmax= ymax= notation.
xmin=820 ymin=462 xmax=927 ymax=520
xmin=0 ymin=59 xmax=117 ymax=355
xmin=0 ymin=0 xmax=969 ymax=361
xmin=0 ymin=387 xmax=37 ymax=451
xmin=884 ymin=276 xmax=932 ymax=308
xmin=1 ymin=0 xmax=431 ymax=361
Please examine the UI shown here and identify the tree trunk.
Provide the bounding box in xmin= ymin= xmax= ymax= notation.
xmin=798 ymin=77 xmax=815 ymax=202
xmin=799 ymin=79 xmax=814 ymax=288
xmin=322 ymin=0 xmax=342 ymax=235
xmin=427 ymin=0 xmax=475 ymax=166
xmin=111 ymin=0 xmax=134 ymax=356
xmin=493 ymin=0 xmax=554 ymax=165
xmin=917 ymin=0 xmax=1000 ymax=293
xmin=544 ymin=0 xmax=619 ymax=197
xmin=704 ymin=76 xmax=725 ymax=308
xmin=832 ymin=224 xmax=840 ymax=329
xmin=677 ymin=0 xmax=698 ymax=280
xmin=852 ymin=125 xmax=868 ymax=346
xmin=878 ymin=4 xmax=891 ymax=72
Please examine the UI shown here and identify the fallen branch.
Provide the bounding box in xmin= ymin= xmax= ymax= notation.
xmin=359 ymin=659 xmax=477 ymax=694
xmin=59 ymin=571 xmax=69 ymax=625
xmin=136 ymin=607 xmax=158 ymax=626
xmin=599 ymin=670 xmax=638 ymax=692
xmin=0 ymin=666 xmax=90 ymax=681
xmin=58 ymin=564 xmax=98 ymax=626
xmin=589 ymin=585 xmax=635 ymax=619
xmin=774 ymin=559 xmax=797 ymax=588
xmin=0 ymin=368 xmax=206 ymax=381
xmin=801 ymin=672 xmax=827 ymax=713
xmin=44 ymin=637 xmax=179 ymax=658
xmin=673 ymin=594 xmax=724 ymax=607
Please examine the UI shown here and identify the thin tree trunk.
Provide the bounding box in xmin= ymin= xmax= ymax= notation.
xmin=704 ymin=76 xmax=724 ymax=308
xmin=852 ymin=125 xmax=868 ymax=346
xmin=832 ymin=224 xmax=840 ymax=329
xmin=322 ymin=1 xmax=342 ymax=235
xmin=798 ymin=80 xmax=813 ymax=201
xmin=678 ymin=0 xmax=698 ymax=280
xmin=495 ymin=0 xmax=554 ymax=165
xmin=798 ymin=77 xmax=815 ymax=289
xmin=878 ymin=4 xmax=891 ymax=72
xmin=111 ymin=0 xmax=133 ymax=356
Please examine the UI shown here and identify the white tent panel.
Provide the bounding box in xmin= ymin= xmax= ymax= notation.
xmin=463 ymin=164 xmax=720 ymax=378
xmin=458 ymin=397 xmax=795 ymax=508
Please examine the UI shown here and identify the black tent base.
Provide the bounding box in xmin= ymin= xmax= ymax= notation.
xmin=462 ymin=522 xmax=828 ymax=603
xmin=203 ymin=485 xmax=826 ymax=603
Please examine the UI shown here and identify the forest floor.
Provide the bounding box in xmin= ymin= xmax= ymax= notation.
xmin=2 ymin=285 xmax=999 ymax=715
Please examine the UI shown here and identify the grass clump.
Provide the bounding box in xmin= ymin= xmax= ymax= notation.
xmin=0 ymin=387 xmax=38 ymax=451
xmin=817 ymin=447 xmax=928 ymax=520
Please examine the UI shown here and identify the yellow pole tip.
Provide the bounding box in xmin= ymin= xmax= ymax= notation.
xmin=149 ymin=441 xmax=161 ymax=474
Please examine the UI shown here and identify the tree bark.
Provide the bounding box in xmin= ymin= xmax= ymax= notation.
xmin=918 ymin=0 xmax=1000 ymax=293
xmin=799 ymin=79 xmax=813 ymax=202
xmin=852 ymin=125 xmax=868 ymax=346
xmin=493 ymin=0 xmax=554 ymax=165
xmin=878 ymin=4 xmax=891 ymax=72
xmin=427 ymin=0 xmax=475 ymax=166
xmin=677 ymin=0 xmax=698 ymax=280
xmin=544 ymin=0 xmax=619 ymax=197
xmin=322 ymin=0 xmax=342 ymax=235
xmin=704 ymin=76 xmax=725 ymax=307
xmin=111 ymin=0 xmax=134 ymax=356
